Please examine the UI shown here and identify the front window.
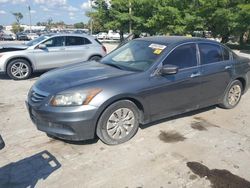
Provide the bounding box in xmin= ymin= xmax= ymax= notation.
xmin=101 ymin=40 xmax=166 ymax=72
xmin=42 ymin=36 xmax=65 ymax=47
xmin=26 ymin=35 xmax=49 ymax=46
xmin=163 ymin=43 xmax=197 ymax=69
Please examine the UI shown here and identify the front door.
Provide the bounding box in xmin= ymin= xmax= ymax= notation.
xmin=33 ymin=36 xmax=68 ymax=70
xmin=145 ymin=43 xmax=202 ymax=121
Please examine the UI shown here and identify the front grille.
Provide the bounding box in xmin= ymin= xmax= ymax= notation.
xmin=30 ymin=87 xmax=49 ymax=104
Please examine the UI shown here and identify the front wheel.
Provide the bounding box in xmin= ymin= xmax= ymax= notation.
xmin=96 ymin=100 xmax=140 ymax=145
xmin=7 ymin=59 xmax=32 ymax=80
xmin=219 ymin=80 xmax=243 ymax=109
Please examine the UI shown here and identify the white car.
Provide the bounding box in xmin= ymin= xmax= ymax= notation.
xmin=108 ymin=31 xmax=120 ymax=40
xmin=27 ymin=33 xmax=39 ymax=40
xmin=0 ymin=33 xmax=107 ymax=80
xmin=97 ymin=32 xmax=108 ymax=40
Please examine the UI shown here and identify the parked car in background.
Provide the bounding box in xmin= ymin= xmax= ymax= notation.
xmin=107 ymin=30 xmax=120 ymax=40
xmin=97 ymin=32 xmax=108 ymax=40
xmin=26 ymin=36 xmax=250 ymax=145
xmin=0 ymin=33 xmax=14 ymax=41
xmin=27 ymin=33 xmax=39 ymax=40
xmin=16 ymin=32 xmax=29 ymax=41
xmin=0 ymin=33 xmax=107 ymax=80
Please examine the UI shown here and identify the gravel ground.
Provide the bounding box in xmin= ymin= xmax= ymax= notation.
xmin=0 ymin=41 xmax=250 ymax=188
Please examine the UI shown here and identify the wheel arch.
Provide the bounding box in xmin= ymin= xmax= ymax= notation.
xmin=93 ymin=95 xmax=147 ymax=133
xmin=5 ymin=56 xmax=34 ymax=72
xmin=235 ymin=77 xmax=246 ymax=93
xmin=88 ymin=54 xmax=103 ymax=60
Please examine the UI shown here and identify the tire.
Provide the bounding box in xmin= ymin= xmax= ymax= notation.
xmin=46 ymin=133 xmax=56 ymax=139
xmin=89 ymin=55 xmax=102 ymax=62
xmin=219 ymin=80 xmax=243 ymax=109
xmin=7 ymin=59 xmax=32 ymax=80
xmin=96 ymin=100 xmax=140 ymax=145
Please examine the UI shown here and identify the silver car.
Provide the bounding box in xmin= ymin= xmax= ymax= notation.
xmin=0 ymin=34 xmax=107 ymax=80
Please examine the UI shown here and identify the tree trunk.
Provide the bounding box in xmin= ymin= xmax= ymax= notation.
xmin=119 ymin=30 xmax=124 ymax=42
xmin=221 ymin=34 xmax=229 ymax=44
xmin=239 ymin=33 xmax=244 ymax=46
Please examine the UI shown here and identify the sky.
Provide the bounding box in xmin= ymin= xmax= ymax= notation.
xmin=0 ymin=0 xmax=92 ymax=26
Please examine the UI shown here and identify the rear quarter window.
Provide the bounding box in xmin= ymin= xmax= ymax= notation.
xmin=221 ymin=46 xmax=230 ymax=61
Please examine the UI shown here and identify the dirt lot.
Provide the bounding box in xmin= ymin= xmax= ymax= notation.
xmin=0 ymin=42 xmax=250 ymax=188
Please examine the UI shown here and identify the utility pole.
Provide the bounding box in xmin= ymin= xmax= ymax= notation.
xmin=28 ymin=5 xmax=31 ymax=32
xmin=129 ymin=0 xmax=132 ymax=34
xmin=89 ymin=0 xmax=93 ymax=35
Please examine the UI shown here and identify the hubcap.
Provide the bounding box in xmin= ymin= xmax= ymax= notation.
xmin=106 ymin=108 xmax=135 ymax=140
xmin=11 ymin=62 xmax=29 ymax=79
xmin=228 ymin=85 xmax=241 ymax=106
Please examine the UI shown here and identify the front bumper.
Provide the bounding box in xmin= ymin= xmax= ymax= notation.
xmin=26 ymin=101 xmax=99 ymax=141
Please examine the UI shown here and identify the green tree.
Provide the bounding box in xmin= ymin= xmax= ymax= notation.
xmin=11 ymin=12 xmax=23 ymax=33
xmin=235 ymin=3 xmax=250 ymax=45
xmin=12 ymin=12 xmax=23 ymax=25
xmin=86 ymin=0 xmax=111 ymax=33
xmin=11 ymin=23 xmax=24 ymax=34
xmin=74 ymin=22 xmax=86 ymax=29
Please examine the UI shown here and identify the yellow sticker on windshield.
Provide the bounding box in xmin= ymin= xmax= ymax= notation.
xmin=153 ymin=49 xmax=163 ymax=54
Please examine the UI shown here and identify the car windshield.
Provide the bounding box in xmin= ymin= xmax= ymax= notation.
xmin=26 ymin=35 xmax=49 ymax=46
xmin=101 ymin=40 xmax=166 ymax=72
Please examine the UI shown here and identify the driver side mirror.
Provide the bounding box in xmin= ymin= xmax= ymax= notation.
xmin=161 ymin=64 xmax=179 ymax=75
xmin=37 ymin=44 xmax=47 ymax=49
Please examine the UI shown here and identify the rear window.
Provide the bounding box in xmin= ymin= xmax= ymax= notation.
xmin=66 ymin=36 xmax=91 ymax=46
xmin=199 ymin=43 xmax=223 ymax=64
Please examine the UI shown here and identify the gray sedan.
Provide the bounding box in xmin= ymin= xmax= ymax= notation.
xmin=26 ymin=36 xmax=250 ymax=145
xmin=0 ymin=34 xmax=106 ymax=80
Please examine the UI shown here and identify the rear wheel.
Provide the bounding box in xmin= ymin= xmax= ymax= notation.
xmin=89 ymin=55 xmax=102 ymax=62
xmin=7 ymin=59 xmax=32 ymax=80
xmin=96 ymin=100 xmax=140 ymax=145
xmin=219 ymin=80 xmax=243 ymax=109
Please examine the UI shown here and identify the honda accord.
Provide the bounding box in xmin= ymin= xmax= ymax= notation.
xmin=26 ymin=36 xmax=250 ymax=145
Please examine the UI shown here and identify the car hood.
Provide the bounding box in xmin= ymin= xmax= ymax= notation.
xmin=34 ymin=61 xmax=134 ymax=94
xmin=0 ymin=44 xmax=27 ymax=53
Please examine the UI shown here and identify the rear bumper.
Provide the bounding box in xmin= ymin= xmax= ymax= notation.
xmin=26 ymin=101 xmax=99 ymax=141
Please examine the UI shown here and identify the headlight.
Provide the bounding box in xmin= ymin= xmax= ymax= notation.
xmin=50 ymin=88 xmax=102 ymax=106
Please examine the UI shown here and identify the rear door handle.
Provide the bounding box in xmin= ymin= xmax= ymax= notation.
xmin=225 ymin=65 xmax=232 ymax=70
xmin=190 ymin=72 xmax=201 ymax=78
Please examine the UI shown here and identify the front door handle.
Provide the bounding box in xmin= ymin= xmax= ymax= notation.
xmin=190 ymin=72 xmax=201 ymax=78
xmin=225 ymin=65 xmax=232 ymax=70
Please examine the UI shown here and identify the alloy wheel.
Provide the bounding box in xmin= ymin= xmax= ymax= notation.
xmin=10 ymin=62 xmax=29 ymax=79
xmin=106 ymin=108 xmax=135 ymax=140
xmin=227 ymin=85 xmax=242 ymax=106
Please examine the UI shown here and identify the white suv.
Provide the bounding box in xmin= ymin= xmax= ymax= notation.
xmin=0 ymin=33 xmax=107 ymax=80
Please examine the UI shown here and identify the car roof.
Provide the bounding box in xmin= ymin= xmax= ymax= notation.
xmin=45 ymin=33 xmax=95 ymax=39
xmin=136 ymin=36 xmax=221 ymax=46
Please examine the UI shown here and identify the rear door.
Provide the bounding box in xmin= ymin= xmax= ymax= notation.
xmin=33 ymin=36 xmax=67 ymax=70
xmin=146 ymin=43 xmax=202 ymax=120
xmin=64 ymin=36 xmax=92 ymax=63
xmin=198 ymin=43 xmax=233 ymax=106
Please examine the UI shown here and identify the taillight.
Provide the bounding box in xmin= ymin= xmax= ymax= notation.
xmin=102 ymin=45 xmax=107 ymax=53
